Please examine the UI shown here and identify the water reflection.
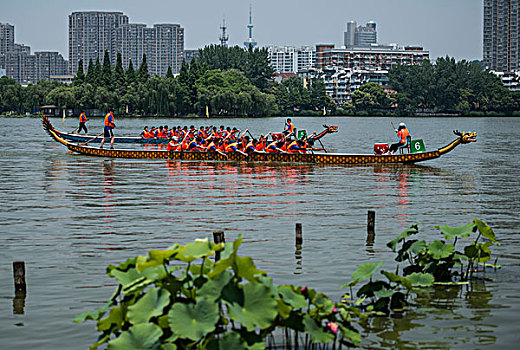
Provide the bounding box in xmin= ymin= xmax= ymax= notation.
xmin=360 ymin=282 xmax=501 ymax=349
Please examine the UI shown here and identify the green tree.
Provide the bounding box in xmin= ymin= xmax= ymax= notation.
xmin=114 ymin=52 xmax=126 ymax=91
xmin=138 ymin=54 xmax=149 ymax=83
xmin=73 ymin=59 xmax=85 ymax=86
xmin=102 ymin=50 xmax=112 ymax=87
xmin=126 ymin=60 xmax=136 ymax=85
xmin=351 ymin=82 xmax=392 ymax=111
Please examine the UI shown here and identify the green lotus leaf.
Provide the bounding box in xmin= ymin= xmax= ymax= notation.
xmin=227 ymin=282 xmax=278 ymax=331
xmin=351 ymin=261 xmax=384 ymax=282
xmin=74 ymin=302 xmax=112 ymax=323
xmin=373 ymin=288 xmax=395 ymax=299
xmin=427 ymin=240 xmax=454 ymax=259
xmin=435 ymin=222 xmax=475 ymax=240
xmin=109 ymin=267 xmax=152 ymax=295
xmin=175 ymin=239 xmax=214 ymax=263
xmin=474 ymin=219 xmax=496 ymax=242
xmin=276 ymin=298 xmax=293 ymax=319
xmin=106 ymin=256 xmax=140 ymax=276
xmin=405 ymin=272 xmax=434 ymax=287
xmin=198 ymin=270 xmax=233 ymax=302
xmin=278 ymin=285 xmax=307 ymax=309
xmin=234 ymin=255 xmax=266 ymax=282
xmin=381 ymin=270 xmax=412 ymax=290
xmin=168 ymin=297 xmax=219 ymax=341
xmin=410 ymin=240 xmax=427 ymax=254
xmin=302 ymin=316 xmax=335 ymax=343
xmin=387 ymin=224 xmax=419 ymax=251
xmin=97 ymin=306 xmax=123 ymax=332
xmin=128 ymin=288 xmax=171 ymax=324
xmin=161 ymin=343 xmax=177 ymax=350
xmin=338 ymin=324 xmax=361 ymax=346
xmin=107 ymin=323 xmax=163 ymax=350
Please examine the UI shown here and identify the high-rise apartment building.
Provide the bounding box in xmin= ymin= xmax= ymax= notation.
xmin=344 ymin=21 xmax=377 ymax=47
xmin=68 ymin=11 xmax=129 ymax=75
xmin=70 ymin=11 xmax=184 ymax=76
xmin=153 ymin=24 xmax=184 ymax=76
xmin=35 ymin=51 xmax=68 ymax=82
xmin=483 ymin=0 xmax=520 ymax=72
xmin=268 ymin=46 xmax=315 ymax=74
xmin=0 ymin=23 xmax=15 ymax=55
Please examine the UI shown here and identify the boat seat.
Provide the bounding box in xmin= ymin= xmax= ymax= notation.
xmin=398 ymin=136 xmax=412 ymax=154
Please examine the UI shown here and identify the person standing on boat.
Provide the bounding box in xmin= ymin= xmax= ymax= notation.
xmin=100 ymin=109 xmax=116 ymax=149
xmin=77 ymin=111 xmax=88 ymax=135
xmin=388 ymin=122 xmax=410 ymax=154
xmin=283 ymin=118 xmax=295 ymax=136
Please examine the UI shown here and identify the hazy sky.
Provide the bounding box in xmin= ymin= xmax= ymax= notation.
xmin=2 ymin=0 xmax=482 ymax=61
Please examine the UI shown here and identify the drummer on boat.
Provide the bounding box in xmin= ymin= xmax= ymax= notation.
xmin=388 ymin=122 xmax=410 ymax=154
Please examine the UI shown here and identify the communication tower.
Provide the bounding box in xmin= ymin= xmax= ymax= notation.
xmin=243 ymin=5 xmax=257 ymax=49
xmin=219 ymin=17 xmax=229 ymax=47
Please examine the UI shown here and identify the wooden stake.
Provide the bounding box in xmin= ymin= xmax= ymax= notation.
xmin=13 ymin=261 xmax=26 ymax=293
xmin=213 ymin=231 xmax=225 ymax=261
xmin=367 ymin=210 xmax=375 ymax=236
xmin=295 ymin=223 xmax=303 ymax=246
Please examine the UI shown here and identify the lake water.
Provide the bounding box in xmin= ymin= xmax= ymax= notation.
xmin=1 ymin=116 xmax=519 ymax=349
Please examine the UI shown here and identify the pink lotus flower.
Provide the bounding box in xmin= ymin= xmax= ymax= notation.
xmin=332 ymin=307 xmax=338 ymax=313
xmin=301 ymin=286 xmax=307 ymax=292
xmin=327 ymin=322 xmax=339 ymax=335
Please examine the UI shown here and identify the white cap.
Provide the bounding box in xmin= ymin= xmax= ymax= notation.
xmin=399 ymin=122 xmax=406 ymax=127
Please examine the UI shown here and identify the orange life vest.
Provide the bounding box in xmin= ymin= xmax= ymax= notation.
xmin=79 ymin=113 xmax=87 ymax=123
xmin=398 ymin=128 xmax=410 ymax=144
xmin=287 ymin=141 xmax=299 ymax=153
xmin=225 ymin=142 xmax=239 ymax=152
xmin=104 ymin=112 xmax=115 ymax=128
xmin=266 ymin=141 xmax=279 ymax=153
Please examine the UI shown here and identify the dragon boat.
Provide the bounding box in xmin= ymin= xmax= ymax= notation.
xmin=42 ymin=116 xmax=477 ymax=165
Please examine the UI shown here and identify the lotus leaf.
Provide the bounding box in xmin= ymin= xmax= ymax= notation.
xmin=97 ymin=306 xmax=123 ymax=331
xmin=474 ymin=219 xmax=496 ymax=241
xmin=427 ymin=240 xmax=454 ymax=259
xmin=351 ymin=261 xmax=384 ymax=282
xmin=107 ymin=323 xmax=163 ymax=350
xmin=381 ymin=270 xmax=412 ymax=290
xmin=168 ymin=297 xmax=219 ymax=341
xmin=278 ymin=285 xmax=307 ymax=309
xmin=405 ymin=272 xmax=434 ymax=287
xmin=373 ymin=288 xmax=395 ymax=299
xmin=207 ymin=332 xmax=263 ymax=350
xmin=128 ymin=288 xmax=171 ymax=324
xmin=74 ymin=302 xmax=112 ymax=323
xmin=234 ymin=255 xmax=266 ymax=282
xmin=198 ymin=270 xmax=233 ymax=302
xmin=435 ymin=222 xmax=475 ymax=240
xmin=410 ymin=240 xmax=427 ymax=254
xmin=386 ymin=224 xmax=419 ymax=251
xmin=338 ymin=324 xmax=361 ymax=346
xmin=227 ymin=282 xmax=277 ymax=331
xmin=465 ymin=242 xmax=492 ymax=263
xmin=302 ymin=316 xmax=335 ymax=343
xmin=175 ymin=239 xmax=213 ymax=263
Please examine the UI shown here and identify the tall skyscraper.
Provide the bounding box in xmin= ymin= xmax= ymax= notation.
xmin=0 ymin=23 xmax=15 ymax=55
xmin=244 ymin=5 xmax=257 ymax=49
xmin=344 ymin=21 xmax=377 ymax=47
xmin=68 ymin=11 xmax=129 ymax=75
xmin=483 ymin=0 xmax=520 ymax=72
xmin=153 ymin=24 xmax=184 ymax=76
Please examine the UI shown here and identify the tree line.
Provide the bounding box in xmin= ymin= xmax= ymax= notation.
xmin=347 ymin=57 xmax=520 ymax=115
xmin=0 ymin=45 xmax=331 ymax=117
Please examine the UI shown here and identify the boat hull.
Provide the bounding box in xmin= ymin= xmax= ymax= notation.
xmin=64 ymin=142 xmax=441 ymax=164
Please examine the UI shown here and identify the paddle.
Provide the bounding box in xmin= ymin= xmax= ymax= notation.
xmin=82 ymin=131 xmax=104 ymax=145
xmin=70 ymin=127 xmax=79 ymax=134
xmin=391 ymin=122 xmax=397 ymax=132
xmin=317 ymin=138 xmax=328 ymax=153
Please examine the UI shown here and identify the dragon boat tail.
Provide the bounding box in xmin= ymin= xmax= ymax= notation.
xmin=42 ymin=115 xmax=477 ymax=165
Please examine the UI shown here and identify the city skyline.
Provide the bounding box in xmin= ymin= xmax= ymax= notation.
xmin=3 ymin=0 xmax=481 ymax=61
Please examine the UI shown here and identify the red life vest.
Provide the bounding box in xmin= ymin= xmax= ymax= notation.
xmin=266 ymin=141 xmax=279 ymax=153
xmin=225 ymin=142 xmax=239 ymax=152
xmin=79 ymin=113 xmax=87 ymax=123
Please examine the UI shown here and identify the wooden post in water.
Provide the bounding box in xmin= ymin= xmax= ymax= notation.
xmin=367 ymin=210 xmax=376 ymax=244
xmin=13 ymin=261 xmax=26 ymax=293
xmin=295 ymin=223 xmax=303 ymax=246
xmin=13 ymin=261 xmax=26 ymax=315
xmin=213 ymin=231 xmax=225 ymax=262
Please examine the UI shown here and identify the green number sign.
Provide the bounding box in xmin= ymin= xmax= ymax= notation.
xmin=297 ymin=130 xmax=307 ymax=140
xmin=411 ymin=139 xmax=426 ymax=153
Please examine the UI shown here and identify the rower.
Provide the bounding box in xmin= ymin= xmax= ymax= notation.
xmin=225 ymin=139 xmax=248 ymax=156
xmin=78 ymin=110 xmax=88 ymax=135
xmin=140 ymin=126 xmax=150 ymax=139
xmin=389 ymin=122 xmax=411 ymax=154
xmin=266 ymin=139 xmax=286 ymax=153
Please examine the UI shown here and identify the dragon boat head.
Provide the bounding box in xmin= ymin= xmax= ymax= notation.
xmin=323 ymin=124 xmax=339 ymax=133
xmin=454 ymin=130 xmax=477 ymax=143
